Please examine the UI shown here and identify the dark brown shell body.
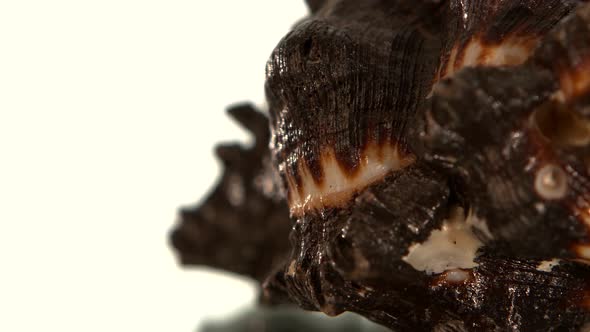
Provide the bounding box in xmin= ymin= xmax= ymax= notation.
xmin=172 ymin=1 xmax=590 ymax=331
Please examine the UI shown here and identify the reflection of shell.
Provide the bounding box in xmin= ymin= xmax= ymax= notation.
xmin=173 ymin=1 xmax=590 ymax=331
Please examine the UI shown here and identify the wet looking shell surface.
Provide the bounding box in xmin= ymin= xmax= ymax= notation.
xmin=172 ymin=1 xmax=590 ymax=331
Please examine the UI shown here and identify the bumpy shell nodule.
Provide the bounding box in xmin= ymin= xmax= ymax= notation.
xmin=172 ymin=1 xmax=590 ymax=331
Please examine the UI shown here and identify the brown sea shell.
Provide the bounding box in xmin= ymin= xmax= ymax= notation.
xmin=172 ymin=1 xmax=590 ymax=331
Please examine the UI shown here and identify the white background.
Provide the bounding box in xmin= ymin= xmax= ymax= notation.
xmin=0 ymin=1 xmax=308 ymax=331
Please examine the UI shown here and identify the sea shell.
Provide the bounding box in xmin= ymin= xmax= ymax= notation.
xmin=170 ymin=104 xmax=291 ymax=282
xmin=172 ymin=1 xmax=590 ymax=331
